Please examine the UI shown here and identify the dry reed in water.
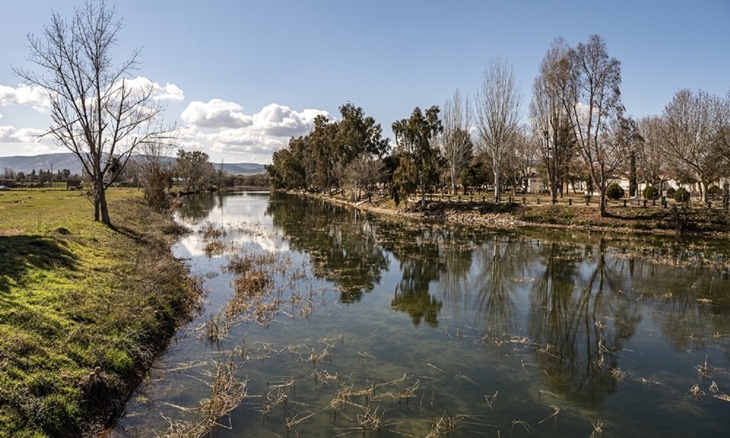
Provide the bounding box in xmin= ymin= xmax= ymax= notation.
xmin=158 ymin=358 xmax=248 ymax=438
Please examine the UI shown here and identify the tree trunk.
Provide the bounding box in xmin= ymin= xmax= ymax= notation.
xmin=629 ymin=152 xmax=637 ymax=197
xmin=493 ymin=165 xmax=500 ymax=202
xmin=700 ymin=181 xmax=707 ymax=204
xmin=97 ymin=179 xmax=112 ymax=226
xmin=599 ymin=187 xmax=607 ymax=217
xmin=550 ymin=179 xmax=558 ymax=204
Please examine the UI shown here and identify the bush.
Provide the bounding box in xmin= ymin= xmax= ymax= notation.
xmin=642 ymin=185 xmax=658 ymax=200
xmin=708 ymin=185 xmax=722 ymax=199
xmin=606 ymin=183 xmax=625 ymax=200
xmin=674 ymin=187 xmax=690 ymax=203
xmin=666 ymin=187 xmax=676 ymax=198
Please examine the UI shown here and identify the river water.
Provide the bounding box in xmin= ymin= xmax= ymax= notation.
xmin=111 ymin=191 xmax=730 ymax=437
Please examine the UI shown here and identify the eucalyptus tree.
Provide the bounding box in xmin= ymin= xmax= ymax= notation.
xmin=440 ymin=90 xmax=474 ymax=194
xmin=562 ymin=35 xmax=625 ymax=217
xmin=310 ymin=115 xmax=340 ymax=193
xmin=14 ymin=1 xmax=172 ymax=226
xmin=391 ymin=106 xmax=443 ymax=207
xmin=476 ymin=57 xmax=522 ymax=202
xmin=531 ymin=38 xmax=576 ymax=203
xmin=336 ymin=103 xmax=389 ymax=161
xmin=337 ymin=103 xmax=389 ymax=200
xmin=267 ymin=136 xmax=308 ymax=190
xmin=660 ymin=89 xmax=730 ymax=203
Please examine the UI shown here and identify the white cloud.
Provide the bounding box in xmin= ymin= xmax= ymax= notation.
xmin=181 ymin=99 xmax=253 ymax=129
xmin=154 ymin=83 xmax=185 ymax=101
xmin=178 ymin=100 xmax=329 ymax=161
xmin=0 ymin=84 xmax=51 ymax=111
xmin=0 ymin=125 xmax=62 ymax=154
xmin=180 ymin=100 xmax=329 ymax=136
xmin=115 ymin=76 xmax=185 ymax=102
xmin=19 ymin=142 xmax=66 ymax=155
xmin=250 ymin=104 xmax=328 ymax=137
xmin=0 ymin=126 xmax=45 ymax=144
xmin=208 ymin=128 xmax=284 ymax=154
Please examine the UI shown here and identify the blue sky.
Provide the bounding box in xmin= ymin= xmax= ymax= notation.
xmin=1 ymin=0 xmax=728 ymax=164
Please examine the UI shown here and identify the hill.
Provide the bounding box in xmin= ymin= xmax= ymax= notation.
xmin=0 ymin=153 xmax=266 ymax=176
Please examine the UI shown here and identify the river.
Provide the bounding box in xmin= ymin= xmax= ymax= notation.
xmin=111 ymin=191 xmax=730 ymax=437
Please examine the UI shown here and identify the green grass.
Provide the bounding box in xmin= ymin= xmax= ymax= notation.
xmin=0 ymin=188 xmax=199 ymax=437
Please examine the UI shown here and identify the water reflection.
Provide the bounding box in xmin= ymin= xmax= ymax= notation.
xmin=390 ymin=239 xmax=444 ymax=327
xmin=266 ymin=193 xmax=389 ymax=302
xmin=116 ymin=192 xmax=730 ymax=437
xmin=176 ymin=192 xmax=219 ymax=221
xmin=527 ymin=241 xmax=643 ymax=408
xmin=472 ymin=238 xmax=534 ymax=336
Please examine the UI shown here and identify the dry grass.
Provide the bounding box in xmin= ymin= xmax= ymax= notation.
xmin=158 ymin=358 xmax=249 ymax=438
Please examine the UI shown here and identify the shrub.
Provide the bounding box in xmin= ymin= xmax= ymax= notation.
xmin=606 ymin=183 xmax=625 ymax=200
xmin=666 ymin=187 xmax=676 ymax=198
xmin=674 ymin=187 xmax=690 ymax=203
xmin=708 ymin=185 xmax=722 ymax=199
xmin=642 ymin=185 xmax=658 ymax=200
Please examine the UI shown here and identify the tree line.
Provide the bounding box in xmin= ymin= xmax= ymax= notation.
xmin=267 ymin=35 xmax=730 ymax=217
xmin=2 ymin=167 xmax=79 ymax=185
xmin=16 ymin=1 xmax=729 ymax=225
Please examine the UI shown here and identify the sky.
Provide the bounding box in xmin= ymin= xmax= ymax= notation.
xmin=0 ymin=0 xmax=728 ymax=164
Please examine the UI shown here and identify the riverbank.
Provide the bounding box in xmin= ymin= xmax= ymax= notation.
xmin=0 ymin=189 xmax=202 ymax=437
xmin=293 ymin=191 xmax=730 ymax=238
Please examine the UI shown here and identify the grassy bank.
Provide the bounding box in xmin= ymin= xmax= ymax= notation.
xmin=0 ymin=189 xmax=200 ymax=437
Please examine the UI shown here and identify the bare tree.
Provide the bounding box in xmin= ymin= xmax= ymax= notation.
xmin=530 ymin=38 xmax=576 ymax=203
xmin=476 ymin=57 xmax=522 ymax=202
xmin=636 ymin=115 xmax=670 ymax=195
xmin=562 ymin=35 xmax=624 ymax=217
xmin=344 ymin=153 xmax=384 ymax=202
xmin=661 ymin=89 xmax=729 ymax=203
xmin=14 ymin=1 xmax=172 ymax=226
xmin=506 ymin=124 xmax=538 ymax=195
xmin=440 ymin=89 xmax=473 ymax=194
xmin=137 ymin=142 xmax=174 ymax=210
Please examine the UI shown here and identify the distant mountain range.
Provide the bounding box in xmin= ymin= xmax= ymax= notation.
xmin=0 ymin=153 xmax=266 ymax=176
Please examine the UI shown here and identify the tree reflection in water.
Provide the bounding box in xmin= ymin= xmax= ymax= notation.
xmin=436 ymin=230 xmax=473 ymax=319
xmin=388 ymin=228 xmax=445 ymax=327
xmin=528 ymin=240 xmax=642 ymax=408
xmin=177 ymin=193 xmax=219 ymax=222
xmin=266 ymin=194 xmax=389 ymax=302
xmin=470 ymin=237 xmax=530 ymax=337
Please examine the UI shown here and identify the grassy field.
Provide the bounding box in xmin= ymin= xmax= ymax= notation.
xmin=0 ymin=188 xmax=200 ymax=437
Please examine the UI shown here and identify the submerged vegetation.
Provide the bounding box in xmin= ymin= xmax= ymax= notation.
xmin=0 ymin=188 xmax=201 ymax=437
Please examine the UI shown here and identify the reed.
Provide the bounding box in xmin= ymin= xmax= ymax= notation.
xmin=159 ymin=358 xmax=248 ymax=438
